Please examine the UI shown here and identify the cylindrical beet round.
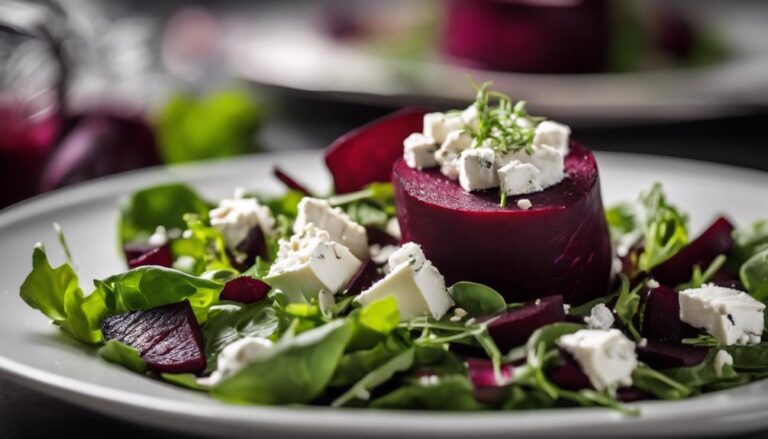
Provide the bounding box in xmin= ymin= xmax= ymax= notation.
xmin=392 ymin=142 xmax=612 ymax=305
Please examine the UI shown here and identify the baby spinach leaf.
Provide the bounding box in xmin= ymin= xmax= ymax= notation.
xmin=211 ymin=319 xmax=355 ymax=405
xmin=202 ymin=301 xmax=279 ymax=373
xmin=370 ymin=375 xmax=485 ymax=410
xmin=161 ymin=373 xmax=210 ymax=392
xmin=98 ymin=340 xmax=147 ymax=373
xmin=330 ymin=334 xmax=410 ymax=387
xmin=726 ymin=343 xmax=768 ymax=371
xmin=449 ymin=281 xmax=506 ymax=317
xmin=740 ymin=248 xmax=768 ymax=302
xmin=96 ymin=266 xmax=222 ymax=323
xmin=661 ymin=352 xmax=738 ymax=389
xmin=119 ymin=183 xmax=210 ymax=246
xmin=20 ymin=245 xmax=106 ymax=344
xmin=332 ymin=347 xmax=415 ymax=407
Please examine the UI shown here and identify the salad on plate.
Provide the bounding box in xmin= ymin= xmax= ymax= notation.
xmin=18 ymin=83 xmax=768 ymax=412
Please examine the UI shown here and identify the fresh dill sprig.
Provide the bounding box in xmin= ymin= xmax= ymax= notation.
xmin=466 ymin=79 xmax=545 ymax=157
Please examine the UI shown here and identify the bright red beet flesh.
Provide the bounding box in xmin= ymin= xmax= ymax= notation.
xmin=220 ymin=276 xmax=270 ymax=303
xmin=100 ymin=301 xmax=206 ymax=374
xmin=637 ymin=340 xmax=708 ymax=369
xmin=393 ymin=142 xmax=612 ymax=305
xmin=467 ymin=358 xmax=514 ymax=405
xmin=652 ymin=217 xmax=734 ymax=287
xmin=485 ymin=295 xmax=565 ymax=352
xmin=325 ymin=107 xmax=427 ymax=193
xmin=640 ymin=285 xmax=699 ymax=342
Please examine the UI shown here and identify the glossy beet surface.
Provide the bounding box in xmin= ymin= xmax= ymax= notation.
xmin=220 ymin=276 xmax=270 ymax=303
xmin=100 ymin=301 xmax=205 ymax=374
xmin=467 ymin=358 xmax=514 ymax=405
xmin=325 ymin=107 xmax=426 ymax=193
xmin=637 ymin=340 xmax=708 ymax=369
xmin=126 ymin=245 xmax=174 ymax=269
xmin=393 ymin=142 xmax=612 ymax=304
xmin=640 ymin=285 xmax=699 ymax=341
xmin=550 ymin=353 xmax=592 ymax=391
xmin=653 ymin=217 xmax=735 ymax=286
xmin=486 ymin=295 xmax=565 ymax=352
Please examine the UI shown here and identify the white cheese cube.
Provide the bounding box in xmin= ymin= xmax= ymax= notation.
xmin=436 ymin=130 xmax=472 ymax=181
xmin=679 ymin=285 xmax=765 ymax=346
xmin=210 ymin=196 xmax=276 ymax=248
xmin=498 ymin=160 xmax=543 ymax=196
xmin=403 ymin=133 xmax=438 ymax=170
xmin=266 ymin=225 xmax=362 ymax=300
xmin=210 ymin=336 xmax=274 ymax=384
xmin=423 ymin=112 xmax=463 ymax=144
xmin=357 ymin=242 xmax=454 ymax=320
xmin=461 ymin=105 xmax=479 ymax=128
xmin=458 ymin=147 xmax=499 ymax=192
xmin=527 ymin=144 xmax=565 ymax=188
xmin=293 ymin=197 xmax=369 ymax=260
xmin=533 ymin=120 xmax=571 ymax=155
xmin=557 ymin=329 xmax=637 ymax=391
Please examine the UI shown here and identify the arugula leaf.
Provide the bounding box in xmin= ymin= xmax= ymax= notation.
xmin=613 ymin=274 xmax=642 ymax=340
xmin=171 ymin=214 xmax=231 ymax=274
xmin=157 ymin=90 xmax=262 ymax=164
xmin=357 ymin=296 xmax=400 ymax=334
xmin=201 ymin=301 xmax=279 ymax=373
xmin=119 ymin=184 xmax=210 ymax=246
xmin=731 ymin=220 xmax=768 ymax=267
xmin=632 ymin=363 xmax=690 ymax=400
xmin=503 ymin=386 xmax=556 ymax=410
xmin=98 ymin=340 xmax=147 ymax=373
xmin=95 ymin=266 xmax=222 ymax=323
xmin=161 ymin=373 xmax=210 ymax=391
xmin=327 ymin=182 xmax=394 ymax=208
xmin=211 ymin=319 xmax=355 ymax=405
xmin=330 ymin=333 xmax=410 ymax=387
xmin=449 ymin=281 xmax=507 ymax=317
xmin=677 ymin=254 xmax=727 ymax=291
xmin=370 ymin=375 xmax=485 ymax=410
xmin=605 ymin=202 xmax=642 ymax=256
xmin=661 ymin=352 xmax=738 ymax=389
xmin=345 ymin=202 xmax=389 ymax=228
xmin=726 ymin=343 xmax=768 ymax=372
xmin=332 ymin=347 xmax=415 ymax=407
xmin=20 ymin=245 xmax=106 ymax=344
xmin=740 ymin=248 xmax=768 ymax=302
xmin=637 ymin=183 xmax=689 ymax=272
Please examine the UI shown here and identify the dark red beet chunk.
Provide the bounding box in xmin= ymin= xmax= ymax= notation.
xmin=640 ymin=285 xmax=699 ymax=341
xmin=485 ymin=295 xmax=565 ymax=352
xmin=440 ymin=0 xmax=609 ymax=73
xmin=231 ymin=225 xmax=268 ymax=271
xmin=273 ymin=166 xmax=312 ymax=196
xmin=393 ymin=142 xmax=612 ymax=305
xmin=550 ymin=353 xmax=592 ymax=391
xmin=220 ymin=276 xmax=270 ymax=303
xmin=467 ymin=358 xmax=514 ymax=405
xmin=325 ymin=107 xmax=427 ymax=194
xmin=616 ymin=387 xmax=650 ymax=402
xmin=652 ymin=217 xmax=734 ymax=287
xmin=124 ymin=243 xmax=157 ymax=262
xmin=100 ymin=301 xmax=205 ymax=374
xmin=126 ymin=244 xmax=173 ymax=269
xmin=344 ymin=258 xmax=381 ymax=295
xmin=637 ymin=340 xmax=708 ymax=369
xmin=366 ymin=226 xmax=399 ymax=247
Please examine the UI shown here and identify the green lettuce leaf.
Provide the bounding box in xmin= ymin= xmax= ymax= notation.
xmin=98 ymin=340 xmax=147 ymax=373
xmin=20 ymin=245 xmax=106 ymax=344
xmin=202 ymin=301 xmax=279 ymax=374
xmin=330 ymin=333 xmax=410 ymax=387
xmin=211 ymin=319 xmax=355 ymax=405
xmin=119 ymin=183 xmax=210 ymax=246
xmin=637 ymin=183 xmax=689 ymax=272
xmin=95 ymin=266 xmax=222 ymax=323
xmin=740 ymin=248 xmax=768 ymax=302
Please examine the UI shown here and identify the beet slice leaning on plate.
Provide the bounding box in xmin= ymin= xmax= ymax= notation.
xmin=325 ymin=107 xmax=427 ymax=194
xmin=393 ymin=142 xmax=612 ymax=305
xmin=100 ymin=301 xmax=206 ymax=374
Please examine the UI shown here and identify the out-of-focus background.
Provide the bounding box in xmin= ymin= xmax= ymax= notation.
xmin=1 ymin=0 xmax=767 ymax=436
xmin=1 ymin=0 xmax=768 ymax=211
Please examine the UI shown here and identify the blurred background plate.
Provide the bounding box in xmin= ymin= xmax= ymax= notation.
xmin=226 ymin=0 xmax=768 ymax=125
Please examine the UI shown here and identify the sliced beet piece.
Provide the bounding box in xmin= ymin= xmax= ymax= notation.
xmin=616 ymin=387 xmax=650 ymax=402
xmin=100 ymin=301 xmax=205 ymax=374
xmin=637 ymin=340 xmax=708 ymax=369
xmin=325 ymin=107 xmax=427 ymax=194
xmin=485 ymin=295 xmax=565 ymax=352
xmin=344 ymin=258 xmax=381 ymax=295
xmin=124 ymin=243 xmax=157 ymax=262
xmin=393 ymin=142 xmax=612 ymax=305
xmin=467 ymin=358 xmax=514 ymax=405
xmin=127 ymin=244 xmax=173 ymax=269
xmin=652 ymin=217 xmax=735 ymax=286
xmin=220 ymin=276 xmax=270 ymax=303
xmin=230 ymin=225 xmax=268 ymax=271
xmin=640 ymin=285 xmax=699 ymax=341
xmin=550 ymin=353 xmax=592 ymax=391
xmin=273 ymin=166 xmax=312 ymax=196
xmin=366 ymin=226 xmax=399 ymax=247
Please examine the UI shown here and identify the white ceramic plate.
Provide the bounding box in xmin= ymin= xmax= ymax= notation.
xmin=1 ymin=150 xmax=767 ymax=438
xmin=225 ymin=1 xmax=768 ymax=125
